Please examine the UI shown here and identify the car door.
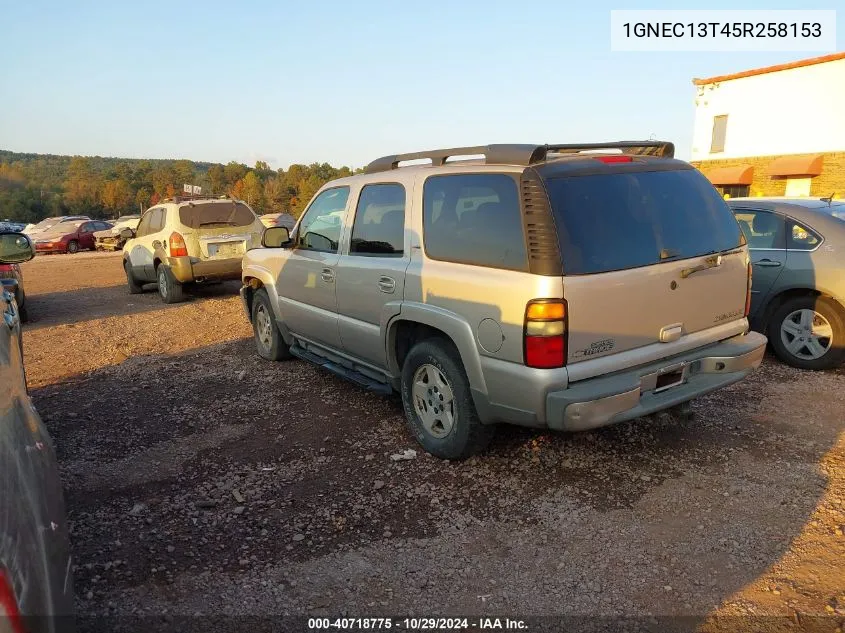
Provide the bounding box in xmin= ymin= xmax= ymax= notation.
xmin=335 ymin=182 xmax=409 ymax=367
xmin=78 ymin=221 xmax=97 ymax=249
xmin=733 ymin=208 xmax=787 ymax=318
xmin=127 ymin=208 xmax=158 ymax=281
xmin=276 ymin=187 xmax=350 ymax=349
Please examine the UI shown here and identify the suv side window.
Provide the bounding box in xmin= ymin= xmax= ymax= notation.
xmin=733 ymin=209 xmax=786 ymax=249
xmin=135 ymin=210 xmax=154 ymax=238
xmin=350 ymin=184 xmax=405 ymax=256
xmin=148 ymin=208 xmax=166 ymax=234
xmin=296 ymin=187 xmax=350 ymax=253
xmin=422 ymin=174 xmax=526 ymax=271
xmin=788 ymin=220 xmax=822 ymax=250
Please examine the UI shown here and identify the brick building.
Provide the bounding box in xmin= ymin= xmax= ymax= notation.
xmin=690 ymin=52 xmax=845 ymax=199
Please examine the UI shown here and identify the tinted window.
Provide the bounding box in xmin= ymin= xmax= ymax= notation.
xmin=80 ymin=222 xmax=95 ymax=232
xmin=296 ymin=187 xmax=349 ymax=253
xmin=178 ymin=202 xmax=255 ymax=229
xmin=788 ymin=220 xmax=822 ymax=250
xmin=423 ymin=174 xmax=526 ymax=271
xmin=350 ymin=184 xmax=405 ymax=256
xmin=733 ymin=209 xmax=786 ymax=249
xmin=544 ymin=168 xmax=743 ymax=275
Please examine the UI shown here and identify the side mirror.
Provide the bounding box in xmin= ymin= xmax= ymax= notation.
xmin=262 ymin=226 xmax=290 ymax=248
xmin=0 ymin=233 xmax=34 ymax=264
xmin=120 ymin=227 xmax=135 ymax=240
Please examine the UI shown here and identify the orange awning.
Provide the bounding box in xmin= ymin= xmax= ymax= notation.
xmin=768 ymin=155 xmax=823 ymax=177
xmin=704 ymin=165 xmax=754 ymax=186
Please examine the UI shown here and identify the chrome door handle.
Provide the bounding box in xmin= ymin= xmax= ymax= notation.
xmin=320 ymin=268 xmax=335 ymax=283
xmin=755 ymin=259 xmax=782 ymax=267
xmin=378 ymin=276 xmax=396 ymax=294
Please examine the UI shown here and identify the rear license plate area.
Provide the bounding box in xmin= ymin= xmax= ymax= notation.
xmin=208 ymin=242 xmax=243 ymax=258
xmin=653 ymin=364 xmax=687 ymax=393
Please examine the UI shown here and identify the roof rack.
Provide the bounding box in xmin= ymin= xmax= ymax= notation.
xmin=364 ymin=141 xmax=675 ymax=174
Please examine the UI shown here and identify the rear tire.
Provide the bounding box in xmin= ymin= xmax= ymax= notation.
xmin=67 ymin=240 xmax=79 ymax=254
xmin=251 ymin=288 xmax=291 ymax=360
xmin=124 ymin=262 xmax=143 ymax=295
xmin=401 ymin=337 xmax=494 ymax=460
xmin=768 ymin=296 xmax=845 ymax=370
xmin=157 ymin=264 xmax=185 ymax=304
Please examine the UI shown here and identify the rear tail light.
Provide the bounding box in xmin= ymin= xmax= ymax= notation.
xmin=0 ymin=569 xmax=26 ymax=633
xmin=744 ymin=261 xmax=753 ymax=318
xmin=524 ymin=299 xmax=567 ymax=368
xmin=169 ymin=232 xmax=188 ymax=257
xmin=0 ymin=264 xmax=15 ymax=278
xmin=594 ymin=155 xmax=633 ymax=163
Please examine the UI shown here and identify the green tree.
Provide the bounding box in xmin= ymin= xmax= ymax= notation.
xmin=207 ymin=164 xmax=225 ymax=195
xmin=63 ymin=156 xmax=101 ymax=213
xmin=263 ymin=176 xmax=289 ymax=214
xmin=241 ymin=171 xmax=263 ymax=209
xmin=224 ymin=161 xmax=247 ymax=188
xmin=173 ymin=159 xmax=195 ymax=188
xmin=293 ymin=174 xmax=322 ymax=216
xmin=135 ymin=187 xmax=151 ymax=212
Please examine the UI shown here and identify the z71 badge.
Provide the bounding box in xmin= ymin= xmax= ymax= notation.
xmin=574 ymin=338 xmax=616 ymax=358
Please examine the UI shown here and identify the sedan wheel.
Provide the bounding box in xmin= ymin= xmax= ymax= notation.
xmin=780 ymin=308 xmax=833 ymax=361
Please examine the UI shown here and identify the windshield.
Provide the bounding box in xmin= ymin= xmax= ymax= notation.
xmin=178 ymin=202 xmax=256 ymax=229
xmin=544 ymin=168 xmax=743 ymax=275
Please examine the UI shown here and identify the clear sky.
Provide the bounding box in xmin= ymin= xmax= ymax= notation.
xmin=1 ymin=0 xmax=841 ymax=169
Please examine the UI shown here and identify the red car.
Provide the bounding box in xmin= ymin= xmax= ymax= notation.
xmin=33 ymin=219 xmax=114 ymax=254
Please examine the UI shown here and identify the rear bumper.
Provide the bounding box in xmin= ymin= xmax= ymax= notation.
xmin=34 ymin=243 xmax=67 ymax=254
xmin=545 ymin=331 xmax=767 ymax=431
xmin=167 ymin=256 xmax=243 ymax=283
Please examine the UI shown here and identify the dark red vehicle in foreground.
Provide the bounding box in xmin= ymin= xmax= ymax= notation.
xmin=33 ymin=220 xmax=113 ymax=254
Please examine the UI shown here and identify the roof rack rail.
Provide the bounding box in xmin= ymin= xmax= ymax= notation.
xmin=364 ymin=141 xmax=675 ymax=174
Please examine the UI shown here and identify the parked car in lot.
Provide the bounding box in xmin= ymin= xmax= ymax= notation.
xmin=34 ymin=219 xmax=114 ymax=254
xmin=23 ymin=215 xmax=90 ymax=236
xmin=260 ymin=212 xmax=297 ymax=230
xmin=0 ymin=232 xmax=75 ymax=629
xmin=727 ymin=197 xmax=845 ymax=370
xmin=241 ymin=141 xmax=767 ymax=459
xmin=122 ymin=197 xmax=265 ymax=303
xmin=0 ymin=233 xmax=31 ymax=322
xmin=94 ymin=214 xmax=141 ymax=251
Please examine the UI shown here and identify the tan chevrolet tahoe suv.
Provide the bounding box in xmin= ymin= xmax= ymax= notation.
xmin=241 ymin=142 xmax=767 ymax=459
xmin=122 ymin=197 xmax=264 ymax=303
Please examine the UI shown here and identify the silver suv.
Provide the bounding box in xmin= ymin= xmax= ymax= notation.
xmin=241 ymin=142 xmax=767 ymax=459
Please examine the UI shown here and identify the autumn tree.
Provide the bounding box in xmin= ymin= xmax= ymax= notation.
xmin=263 ymin=176 xmax=289 ymax=214
xmin=101 ymin=179 xmax=132 ymax=216
xmin=135 ymin=187 xmax=151 ymax=211
xmin=224 ymin=161 xmax=247 ymax=188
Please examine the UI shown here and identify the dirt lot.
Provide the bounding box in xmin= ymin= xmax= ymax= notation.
xmin=21 ymin=252 xmax=845 ymax=632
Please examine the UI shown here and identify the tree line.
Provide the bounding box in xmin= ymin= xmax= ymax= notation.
xmin=0 ymin=150 xmax=357 ymax=223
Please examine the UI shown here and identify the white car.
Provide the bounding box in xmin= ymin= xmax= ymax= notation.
xmin=94 ymin=215 xmax=141 ymax=251
xmin=23 ymin=215 xmax=90 ymax=236
xmin=122 ymin=197 xmax=265 ymax=303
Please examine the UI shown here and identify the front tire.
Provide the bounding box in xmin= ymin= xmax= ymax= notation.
xmin=67 ymin=240 xmax=79 ymax=254
xmin=401 ymin=338 xmax=494 ymax=460
xmin=251 ymin=288 xmax=291 ymax=360
xmin=124 ymin=261 xmax=143 ymax=294
xmin=157 ymin=264 xmax=185 ymax=304
xmin=768 ymin=296 xmax=845 ymax=370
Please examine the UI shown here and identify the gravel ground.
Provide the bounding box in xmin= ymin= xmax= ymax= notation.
xmin=20 ymin=252 xmax=845 ymax=633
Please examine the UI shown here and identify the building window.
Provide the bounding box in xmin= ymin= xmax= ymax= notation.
xmin=710 ymin=115 xmax=728 ymax=153
xmin=784 ymin=177 xmax=812 ymax=197
xmin=717 ymin=185 xmax=749 ymax=199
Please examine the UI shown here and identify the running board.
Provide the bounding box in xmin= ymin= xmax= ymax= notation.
xmin=289 ymin=344 xmax=393 ymax=395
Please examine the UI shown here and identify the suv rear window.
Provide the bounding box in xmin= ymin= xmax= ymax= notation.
xmin=423 ymin=174 xmax=527 ymax=271
xmin=544 ymin=168 xmax=743 ymax=275
xmin=178 ymin=202 xmax=255 ymax=229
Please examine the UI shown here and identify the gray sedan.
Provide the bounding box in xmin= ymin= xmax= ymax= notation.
xmin=0 ymin=233 xmax=74 ymax=631
xmin=727 ymin=197 xmax=845 ymax=370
